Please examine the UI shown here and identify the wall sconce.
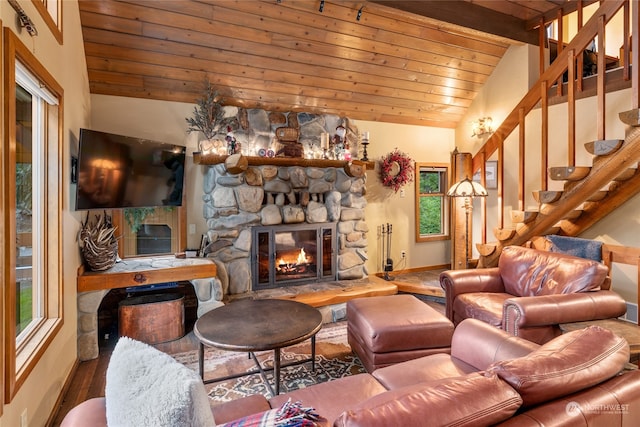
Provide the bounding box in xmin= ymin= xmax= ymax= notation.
xmin=471 ymin=117 xmax=493 ymax=137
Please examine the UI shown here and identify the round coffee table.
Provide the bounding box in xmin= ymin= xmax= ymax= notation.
xmin=194 ymin=298 xmax=322 ymax=395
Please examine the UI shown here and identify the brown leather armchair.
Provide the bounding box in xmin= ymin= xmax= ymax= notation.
xmin=440 ymin=245 xmax=628 ymax=344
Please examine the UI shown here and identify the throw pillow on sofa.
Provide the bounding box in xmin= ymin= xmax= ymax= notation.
xmin=334 ymin=372 xmax=522 ymax=427
xmin=105 ymin=336 xmax=215 ymax=427
xmin=488 ymin=325 xmax=629 ymax=406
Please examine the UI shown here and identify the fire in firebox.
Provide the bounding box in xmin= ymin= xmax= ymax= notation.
xmin=277 ymin=248 xmax=311 ymax=274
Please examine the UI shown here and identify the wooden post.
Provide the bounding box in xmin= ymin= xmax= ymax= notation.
xmin=450 ymin=151 xmax=472 ymax=269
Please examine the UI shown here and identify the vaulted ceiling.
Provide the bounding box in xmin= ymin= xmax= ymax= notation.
xmin=78 ymin=0 xmax=581 ymax=128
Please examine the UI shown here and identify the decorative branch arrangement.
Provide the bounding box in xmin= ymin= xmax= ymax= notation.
xmin=78 ymin=211 xmax=119 ymax=271
xmin=185 ymin=81 xmax=225 ymax=140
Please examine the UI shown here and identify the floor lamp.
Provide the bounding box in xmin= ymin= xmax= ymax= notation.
xmin=447 ymin=176 xmax=488 ymax=268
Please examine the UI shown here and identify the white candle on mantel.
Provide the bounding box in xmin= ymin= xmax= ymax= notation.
xmin=363 ymin=131 xmax=370 ymax=140
xmin=320 ymin=133 xmax=329 ymax=149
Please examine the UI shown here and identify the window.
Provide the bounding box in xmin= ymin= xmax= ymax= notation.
xmin=415 ymin=163 xmax=449 ymax=242
xmin=3 ymin=28 xmax=63 ymax=402
xmin=32 ymin=0 xmax=63 ymax=44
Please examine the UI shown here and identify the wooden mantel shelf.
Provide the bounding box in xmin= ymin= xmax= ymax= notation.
xmin=77 ymin=256 xmax=217 ymax=293
xmin=193 ymin=152 xmax=375 ymax=170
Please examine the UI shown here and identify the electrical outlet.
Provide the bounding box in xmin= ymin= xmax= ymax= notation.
xmin=188 ymin=223 xmax=196 ymax=235
xmin=399 ymin=188 xmax=405 ymax=198
xmin=401 ymin=250 xmax=406 ymax=259
xmin=21 ymin=409 xmax=27 ymax=427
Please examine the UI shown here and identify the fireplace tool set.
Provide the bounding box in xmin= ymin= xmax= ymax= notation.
xmin=381 ymin=223 xmax=394 ymax=280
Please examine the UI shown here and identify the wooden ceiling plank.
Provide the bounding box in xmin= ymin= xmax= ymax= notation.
xmin=215 ymin=1 xmax=506 ymax=65
xmin=85 ymin=55 xmax=468 ymax=114
xmin=86 ymin=62 xmax=466 ymax=121
xmin=78 ymin=9 xmax=142 ymax=35
xmin=83 ymin=1 xmax=503 ymax=72
xmin=83 ymin=41 xmax=476 ymax=110
xmin=89 ymin=80 xmax=459 ymax=128
xmin=81 ymin=27 xmax=485 ymax=93
xmin=138 ymin=22 xmax=493 ymax=86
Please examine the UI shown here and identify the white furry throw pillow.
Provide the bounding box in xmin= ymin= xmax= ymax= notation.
xmin=105 ymin=337 xmax=215 ymax=427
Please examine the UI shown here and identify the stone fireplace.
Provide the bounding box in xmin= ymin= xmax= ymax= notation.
xmin=201 ymin=160 xmax=369 ymax=297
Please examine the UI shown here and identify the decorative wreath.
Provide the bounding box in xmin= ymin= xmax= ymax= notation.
xmin=379 ymin=148 xmax=415 ymax=192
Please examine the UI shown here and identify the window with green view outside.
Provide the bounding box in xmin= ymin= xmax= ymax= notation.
xmin=415 ymin=164 xmax=449 ymax=242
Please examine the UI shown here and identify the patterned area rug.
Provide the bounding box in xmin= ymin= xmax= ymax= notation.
xmin=172 ymin=321 xmax=365 ymax=402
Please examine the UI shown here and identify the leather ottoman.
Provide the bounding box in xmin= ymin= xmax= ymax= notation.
xmin=347 ymin=294 xmax=454 ymax=372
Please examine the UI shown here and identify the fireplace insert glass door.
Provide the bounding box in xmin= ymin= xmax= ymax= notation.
xmin=252 ymin=223 xmax=336 ymax=290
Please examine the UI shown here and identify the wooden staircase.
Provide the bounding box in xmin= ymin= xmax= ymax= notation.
xmin=478 ymin=115 xmax=640 ymax=267
xmin=467 ymin=0 xmax=640 ymax=268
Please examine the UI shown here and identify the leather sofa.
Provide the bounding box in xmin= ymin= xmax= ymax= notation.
xmin=440 ymin=245 xmax=628 ymax=344
xmin=61 ymin=318 xmax=640 ymax=426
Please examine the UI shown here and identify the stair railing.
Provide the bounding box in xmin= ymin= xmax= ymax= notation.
xmin=470 ymin=0 xmax=632 ymax=247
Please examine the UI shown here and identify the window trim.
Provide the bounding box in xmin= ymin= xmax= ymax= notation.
xmin=31 ymin=0 xmax=63 ymax=44
xmin=414 ymin=162 xmax=450 ymax=243
xmin=3 ymin=27 xmax=64 ymax=403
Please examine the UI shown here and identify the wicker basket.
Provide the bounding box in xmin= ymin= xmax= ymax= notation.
xmin=275 ymin=127 xmax=299 ymax=142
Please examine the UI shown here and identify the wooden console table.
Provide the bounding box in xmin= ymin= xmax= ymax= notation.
xmin=77 ymin=256 xmax=217 ymax=292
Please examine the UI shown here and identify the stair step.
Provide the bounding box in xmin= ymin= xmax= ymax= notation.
xmin=584 ymin=139 xmax=624 ymax=156
xmin=476 ymin=243 xmax=497 ymax=256
xmin=619 ymin=108 xmax=640 ymax=126
xmin=549 ymin=166 xmax=591 ymax=181
xmin=546 ymin=225 xmax=561 ymax=235
xmin=563 ymin=209 xmax=583 ymax=220
xmin=533 ymin=190 xmax=563 ymax=204
xmin=493 ymin=227 xmax=516 ymax=241
xmin=511 ymin=210 xmax=538 ymax=224
xmin=613 ymin=167 xmax=638 ymax=181
xmin=587 ymin=191 xmax=608 ymax=202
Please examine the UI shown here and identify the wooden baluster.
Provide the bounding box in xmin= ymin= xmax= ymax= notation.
xmin=577 ymin=0 xmax=585 ymax=92
xmin=623 ymin=1 xmax=630 ymax=81
xmin=498 ymin=144 xmax=504 ymax=230
xmin=597 ymin=15 xmax=606 ymax=141
xmin=568 ymin=49 xmax=576 ymax=167
xmin=539 ymin=17 xmax=546 ymax=77
xmin=633 ymin=0 xmax=639 ymax=109
xmin=518 ymin=108 xmax=525 ymax=212
xmin=541 ymin=81 xmax=549 ymax=192
xmin=556 ymin=9 xmax=564 ymax=96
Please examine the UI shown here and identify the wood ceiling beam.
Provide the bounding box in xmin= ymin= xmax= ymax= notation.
xmin=371 ymin=0 xmax=539 ymax=45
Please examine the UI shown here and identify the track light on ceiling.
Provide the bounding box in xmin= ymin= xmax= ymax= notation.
xmin=319 ymin=0 xmax=324 ymax=12
xmin=357 ymin=5 xmax=364 ymax=21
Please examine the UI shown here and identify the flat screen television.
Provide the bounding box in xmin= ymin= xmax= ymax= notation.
xmin=75 ymin=128 xmax=186 ymax=210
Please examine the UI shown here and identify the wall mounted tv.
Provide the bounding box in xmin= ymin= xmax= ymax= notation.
xmin=75 ymin=128 xmax=186 ymax=210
